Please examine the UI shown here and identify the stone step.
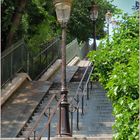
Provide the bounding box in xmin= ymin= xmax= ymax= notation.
xmin=67 ymin=56 xmax=80 ymax=66
xmin=0 ymin=136 xmax=112 ymax=140
xmin=50 ymin=137 xmax=112 ymax=140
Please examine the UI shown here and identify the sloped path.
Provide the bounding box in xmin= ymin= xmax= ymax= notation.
xmin=25 ymin=81 xmax=114 ymax=139
xmin=1 ymin=66 xmax=78 ymax=138
xmin=49 ymin=66 xmax=78 ymax=83
xmin=1 ymin=81 xmax=52 ymax=138
xmin=1 ymin=60 xmax=114 ymax=139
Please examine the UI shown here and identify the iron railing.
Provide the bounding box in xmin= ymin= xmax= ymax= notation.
xmin=28 ymin=37 xmax=60 ymax=80
xmin=69 ymin=63 xmax=94 ymax=132
xmin=18 ymin=64 xmax=93 ymax=139
xmin=66 ymin=39 xmax=80 ymax=63
xmin=1 ymin=37 xmax=61 ymax=87
xmin=1 ymin=40 xmax=27 ymax=87
xmin=23 ymin=94 xmax=65 ymax=140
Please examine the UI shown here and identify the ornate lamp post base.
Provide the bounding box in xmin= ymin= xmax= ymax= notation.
xmin=59 ymin=100 xmax=71 ymax=136
xmin=57 ymin=90 xmax=71 ymax=137
xmin=54 ymin=0 xmax=72 ymax=137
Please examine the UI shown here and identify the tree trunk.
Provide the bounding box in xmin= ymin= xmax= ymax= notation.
xmin=6 ymin=0 xmax=27 ymax=48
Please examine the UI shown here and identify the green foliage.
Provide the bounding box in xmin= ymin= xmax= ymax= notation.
xmin=68 ymin=0 xmax=117 ymax=42
xmin=25 ymin=0 xmax=60 ymax=52
xmin=1 ymin=0 xmax=18 ymax=49
xmin=2 ymin=0 xmax=60 ymax=52
xmin=88 ymin=13 xmax=139 ymax=139
xmin=2 ymin=0 xmax=118 ymax=51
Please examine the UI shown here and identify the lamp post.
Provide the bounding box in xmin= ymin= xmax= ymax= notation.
xmin=90 ymin=4 xmax=98 ymax=50
xmin=111 ymin=18 xmax=118 ymax=30
xmin=54 ymin=0 xmax=72 ymax=137
xmin=105 ymin=11 xmax=112 ymax=42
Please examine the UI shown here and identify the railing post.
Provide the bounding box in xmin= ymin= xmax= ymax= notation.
xmin=1 ymin=58 xmax=4 ymax=86
xmin=48 ymin=107 xmax=51 ymax=140
xmin=10 ymin=51 xmax=13 ymax=82
xmin=58 ymin=103 xmax=61 ymax=136
xmin=40 ymin=47 xmax=41 ymax=66
xmin=81 ymin=81 xmax=84 ymax=92
xmin=90 ymin=80 xmax=93 ymax=90
xmin=34 ymin=131 xmax=36 ymax=140
xmin=46 ymin=49 xmax=48 ymax=66
xmin=77 ymin=107 xmax=79 ymax=130
xmin=81 ymin=95 xmax=84 ymax=116
xmin=27 ymin=52 xmax=30 ymax=75
xmin=71 ymin=111 xmax=73 ymax=135
xmin=87 ymin=82 xmax=89 ymax=100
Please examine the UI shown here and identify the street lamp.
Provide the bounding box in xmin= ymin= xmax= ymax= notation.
xmin=105 ymin=11 xmax=112 ymax=42
xmin=111 ymin=18 xmax=118 ymax=30
xmin=54 ymin=0 xmax=72 ymax=137
xmin=90 ymin=4 xmax=98 ymax=50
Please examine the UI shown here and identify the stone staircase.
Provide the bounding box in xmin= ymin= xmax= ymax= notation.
xmin=43 ymin=81 xmax=114 ymax=140
xmin=50 ymin=137 xmax=112 ymax=140
xmin=70 ymin=82 xmax=114 ymax=138
xmin=1 ymin=60 xmax=114 ymax=140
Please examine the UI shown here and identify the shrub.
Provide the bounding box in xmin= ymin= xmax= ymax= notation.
xmin=88 ymin=13 xmax=139 ymax=140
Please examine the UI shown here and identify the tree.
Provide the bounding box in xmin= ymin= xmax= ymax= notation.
xmin=88 ymin=13 xmax=139 ymax=139
xmin=6 ymin=0 xmax=27 ymax=48
xmin=2 ymin=0 xmax=117 ymax=51
xmin=25 ymin=0 xmax=60 ymax=51
xmin=1 ymin=0 xmax=60 ymax=52
xmin=2 ymin=0 xmax=17 ymax=51
xmin=67 ymin=0 xmax=117 ymax=42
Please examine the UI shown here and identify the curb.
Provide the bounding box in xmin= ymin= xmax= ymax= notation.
xmin=67 ymin=56 xmax=80 ymax=66
xmin=39 ymin=59 xmax=62 ymax=81
xmin=1 ymin=73 xmax=31 ymax=106
xmin=49 ymin=137 xmax=113 ymax=140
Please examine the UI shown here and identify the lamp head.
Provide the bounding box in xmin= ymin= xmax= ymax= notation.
xmin=90 ymin=5 xmax=98 ymax=21
xmin=54 ymin=0 xmax=72 ymax=25
xmin=105 ymin=11 xmax=112 ymax=24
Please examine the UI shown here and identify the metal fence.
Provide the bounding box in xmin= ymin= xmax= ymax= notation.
xmin=1 ymin=37 xmax=60 ymax=87
xmin=66 ymin=39 xmax=88 ymax=63
xmin=1 ymin=37 xmax=88 ymax=87
xmin=66 ymin=39 xmax=80 ymax=63
xmin=1 ymin=40 xmax=27 ymax=87
xmin=28 ymin=37 xmax=60 ymax=80
xmin=69 ymin=63 xmax=93 ymax=132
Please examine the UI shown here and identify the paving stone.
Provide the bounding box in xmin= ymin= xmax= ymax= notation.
xmin=71 ymin=82 xmax=114 ymax=137
xmin=1 ymin=62 xmax=114 ymax=139
xmin=50 ymin=66 xmax=78 ymax=83
xmin=1 ymin=81 xmax=52 ymax=138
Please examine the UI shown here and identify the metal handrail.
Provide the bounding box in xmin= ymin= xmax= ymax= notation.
xmin=28 ymin=37 xmax=60 ymax=80
xmin=25 ymin=94 xmax=65 ymax=140
xmin=1 ymin=39 xmax=25 ymax=58
xmin=1 ymin=40 xmax=27 ymax=87
xmin=37 ymin=94 xmax=65 ymax=140
xmin=33 ymin=38 xmax=60 ymax=61
xmin=69 ymin=64 xmax=94 ymax=131
xmin=69 ymin=62 xmax=92 ymax=105
xmin=1 ymin=37 xmax=60 ymax=87
xmin=83 ymin=66 xmax=94 ymax=96
xmin=25 ymin=94 xmax=56 ymax=139
xmin=76 ymin=66 xmax=93 ymax=107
